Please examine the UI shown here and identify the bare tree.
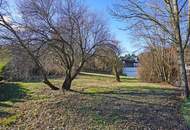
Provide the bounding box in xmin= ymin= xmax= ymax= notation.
xmin=0 ymin=0 xmax=59 ymax=90
xmin=133 ymin=20 xmax=179 ymax=83
xmin=19 ymin=0 xmax=113 ymax=91
xmin=96 ymin=42 xmax=122 ymax=82
xmin=112 ymin=47 xmax=123 ymax=82
xmin=112 ymin=0 xmax=190 ymax=98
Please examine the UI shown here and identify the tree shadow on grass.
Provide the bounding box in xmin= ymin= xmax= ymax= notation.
xmin=0 ymin=83 xmax=29 ymax=102
xmin=69 ymin=87 xmax=188 ymax=130
xmin=71 ymin=85 xmax=180 ymax=98
xmin=0 ymin=83 xmax=29 ymax=122
xmin=0 ymin=111 xmax=12 ymax=118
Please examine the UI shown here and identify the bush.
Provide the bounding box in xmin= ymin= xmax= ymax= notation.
xmin=137 ymin=47 xmax=179 ymax=84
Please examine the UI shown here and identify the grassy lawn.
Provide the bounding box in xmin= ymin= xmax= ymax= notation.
xmin=0 ymin=73 xmax=189 ymax=129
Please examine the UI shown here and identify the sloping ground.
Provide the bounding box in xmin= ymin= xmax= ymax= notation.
xmin=0 ymin=58 xmax=8 ymax=74
xmin=0 ymin=58 xmax=8 ymax=77
xmin=0 ymin=48 xmax=11 ymax=80
xmin=0 ymin=74 xmax=189 ymax=130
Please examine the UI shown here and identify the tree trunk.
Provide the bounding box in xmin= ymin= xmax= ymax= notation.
xmin=62 ymin=74 xmax=72 ymax=91
xmin=113 ymin=65 xmax=121 ymax=82
xmin=43 ymin=76 xmax=59 ymax=90
xmin=171 ymin=0 xmax=190 ymax=98
xmin=177 ymin=48 xmax=190 ymax=98
xmin=62 ymin=62 xmax=85 ymax=92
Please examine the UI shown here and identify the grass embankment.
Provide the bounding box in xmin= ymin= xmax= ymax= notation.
xmin=0 ymin=48 xmax=11 ymax=78
xmin=0 ymin=73 xmax=189 ymax=129
xmin=0 ymin=57 xmax=9 ymax=72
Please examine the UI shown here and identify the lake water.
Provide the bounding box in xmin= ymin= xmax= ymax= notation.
xmin=122 ymin=67 xmax=137 ymax=77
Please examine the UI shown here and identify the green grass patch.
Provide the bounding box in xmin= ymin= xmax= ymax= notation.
xmin=0 ymin=114 xmax=18 ymax=126
xmin=181 ymin=97 xmax=190 ymax=127
xmin=0 ymin=48 xmax=11 ymax=68
xmin=18 ymin=82 xmax=44 ymax=91
xmin=0 ymin=48 xmax=11 ymax=81
xmin=84 ymin=87 xmax=114 ymax=94
xmin=0 ymin=58 xmax=9 ymax=80
xmin=80 ymin=72 xmax=135 ymax=79
xmin=77 ymin=73 xmax=175 ymax=95
xmin=0 ymin=56 xmax=10 ymax=71
xmin=0 ymin=60 xmax=7 ymax=72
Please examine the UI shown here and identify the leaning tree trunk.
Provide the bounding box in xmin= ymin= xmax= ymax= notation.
xmin=40 ymin=66 xmax=59 ymax=90
xmin=20 ymin=42 xmax=59 ymax=90
xmin=62 ymin=74 xmax=72 ymax=91
xmin=30 ymin=57 xmax=60 ymax=90
xmin=43 ymin=76 xmax=59 ymax=90
xmin=113 ymin=64 xmax=121 ymax=82
xmin=0 ymin=13 xmax=59 ymax=90
xmin=177 ymin=47 xmax=190 ymax=98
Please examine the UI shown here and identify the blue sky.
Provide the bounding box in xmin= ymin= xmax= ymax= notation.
xmin=8 ymin=0 xmax=140 ymax=55
xmin=85 ymin=0 xmax=138 ymax=55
